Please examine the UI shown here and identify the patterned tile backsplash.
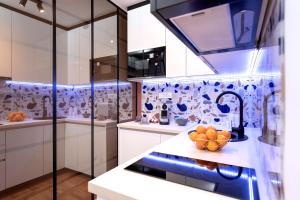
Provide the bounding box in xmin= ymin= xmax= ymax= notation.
xmin=141 ymin=76 xmax=280 ymax=128
xmin=0 ymin=81 xmax=133 ymax=121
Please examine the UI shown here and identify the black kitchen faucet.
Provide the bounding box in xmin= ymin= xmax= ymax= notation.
xmin=216 ymin=91 xmax=248 ymax=142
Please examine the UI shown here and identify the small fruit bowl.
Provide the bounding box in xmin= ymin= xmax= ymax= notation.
xmin=188 ymin=125 xmax=231 ymax=152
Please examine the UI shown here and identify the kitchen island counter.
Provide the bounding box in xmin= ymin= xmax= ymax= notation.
xmin=89 ymin=127 xmax=273 ymax=200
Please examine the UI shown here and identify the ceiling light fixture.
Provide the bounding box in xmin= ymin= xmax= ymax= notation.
xmin=19 ymin=0 xmax=28 ymax=7
xmin=37 ymin=1 xmax=45 ymax=13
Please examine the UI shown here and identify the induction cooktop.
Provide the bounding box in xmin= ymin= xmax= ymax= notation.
xmin=125 ymin=152 xmax=259 ymax=200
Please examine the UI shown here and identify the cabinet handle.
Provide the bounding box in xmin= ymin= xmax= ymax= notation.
xmin=0 ymin=158 xmax=5 ymax=162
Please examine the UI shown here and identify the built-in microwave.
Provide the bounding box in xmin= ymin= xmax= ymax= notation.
xmin=128 ymin=46 xmax=166 ymax=79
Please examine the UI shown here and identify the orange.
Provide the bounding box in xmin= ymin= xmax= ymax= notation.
xmin=195 ymin=134 xmax=208 ymax=149
xmin=207 ymin=125 xmax=216 ymax=131
xmin=216 ymin=134 xmax=227 ymax=147
xmin=188 ymin=131 xmax=199 ymax=142
xmin=206 ymin=129 xmax=217 ymax=140
xmin=196 ymin=125 xmax=207 ymax=134
xmin=218 ymin=130 xmax=231 ymax=140
xmin=207 ymin=141 xmax=219 ymax=151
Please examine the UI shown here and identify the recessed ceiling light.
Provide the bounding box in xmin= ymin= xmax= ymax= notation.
xmin=19 ymin=0 xmax=28 ymax=7
xmin=110 ymin=40 xmax=114 ymax=44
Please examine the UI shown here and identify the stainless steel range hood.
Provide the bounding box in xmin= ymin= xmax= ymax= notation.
xmin=151 ymin=0 xmax=268 ymax=56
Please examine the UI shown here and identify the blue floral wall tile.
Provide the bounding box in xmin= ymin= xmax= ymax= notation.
xmin=141 ymin=77 xmax=280 ymax=128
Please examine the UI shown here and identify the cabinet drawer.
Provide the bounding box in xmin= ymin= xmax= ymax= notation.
xmin=0 ymin=161 xmax=5 ymax=191
xmin=0 ymin=131 xmax=5 ymax=146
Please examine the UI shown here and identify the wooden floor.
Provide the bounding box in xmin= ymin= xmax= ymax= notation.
xmin=0 ymin=169 xmax=92 ymax=200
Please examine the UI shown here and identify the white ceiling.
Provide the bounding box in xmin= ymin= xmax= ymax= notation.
xmin=110 ymin=0 xmax=145 ymax=11
xmin=0 ymin=0 xmax=117 ymax=28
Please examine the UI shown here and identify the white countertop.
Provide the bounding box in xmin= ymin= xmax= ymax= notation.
xmin=117 ymin=121 xmax=196 ymax=135
xmin=88 ymin=127 xmax=268 ymax=200
xmin=0 ymin=117 xmax=116 ymax=130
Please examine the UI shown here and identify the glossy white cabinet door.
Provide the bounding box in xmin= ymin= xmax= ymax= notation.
xmin=65 ymin=123 xmax=79 ymax=171
xmin=57 ymin=29 xmax=68 ymax=85
xmin=79 ymin=26 xmax=91 ymax=84
xmin=118 ymin=128 xmax=161 ymax=165
xmin=94 ymin=126 xmax=107 ymax=177
xmin=11 ymin=12 xmax=52 ymax=83
xmin=166 ymin=29 xmax=187 ymax=77
xmin=0 ymin=131 xmax=4 ymax=192
xmin=6 ymin=126 xmax=44 ymax=188
xmin=43 ymin=124 xmax=65 ymax=175
xmin=67 ymin=28 xmax=80 ymax=84
xmin=0 ymin=161 xmax=5 ymax=192
xmin=186 ymin=48 xmax=214 ymax=76
xmin=65 ymin=123 xmax=107 ymax=175
xmin=77 ymin=124 xmax=91 ymax=175
xmin=94 ymin=16 xmax=117 ymax=58
xmin=0 ymin=7 xmax=12 ymax=78
xmin=128 ymin=4 xmax=166 ymax=52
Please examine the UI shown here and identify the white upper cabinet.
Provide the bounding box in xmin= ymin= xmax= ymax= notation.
xmin=166 ymin=29 xmax=186 ymax=77
xmin=67 ymin=26 xmax=90 ymax=85
xmin=94 ymin=16 xmax=117 ymax=58
xmin=0 ymin=7 xmax=12 ymax=78
xmin=57 ymin=28 xmax=68 ymax=85
xmin=128 ymin=4 xmax=166 ymax=52
xmin=11 ymin=12 xmax=52 ymax=83
xmin=79 ymin=26 xmax=91 ymax=84
xmin=186 ymin=48 xmax=214 ymax=76
xmin=67 ymin=28 xmax=80 ymax=84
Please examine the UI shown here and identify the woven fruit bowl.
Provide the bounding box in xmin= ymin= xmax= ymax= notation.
xmin=188 ymin=125 xmax=231 ymax=152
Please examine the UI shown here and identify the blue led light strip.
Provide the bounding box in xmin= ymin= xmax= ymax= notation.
xmin=5 ymin=80 xmax=131 ymax=89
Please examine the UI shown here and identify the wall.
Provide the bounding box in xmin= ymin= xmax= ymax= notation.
xmin=0 ymin=81 xmax=133 ymax=122
xmin=141 ymin=76 xmax=280 ymax=128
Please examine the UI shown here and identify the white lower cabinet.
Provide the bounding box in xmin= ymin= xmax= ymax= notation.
xmin=6 ymin=126 xmax=44 ymax=188
xmin=43 ymin=124 xmax=65 ymax=174
xmin=0 ymin=131 xmax=5 ymax=191
xmin=65 ymin=123 xmax=109 ymax=176
xmin=65 ymin=123 xmax=79 ymax=172
xmin=0 ymin=161 xmax=5 ymax=191
xmin=118 ymin=129 xmax=173 ymax=165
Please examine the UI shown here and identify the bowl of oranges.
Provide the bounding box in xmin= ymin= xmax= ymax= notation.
xmin=188 ymin=125 xmax=231 ymax=152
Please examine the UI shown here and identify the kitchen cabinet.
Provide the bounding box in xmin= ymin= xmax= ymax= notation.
xmin=0 ymin=7 xmax=12 ymax=78
xmin=0 ymin=131 xmax=5 ymax=192
xmin=67 ymin=16 xmax=117 ymax=84
xmin=94 ymin=16 xmax=117 ymax=58
xmin=118 ymin=129 xmax=161 ymax=165
xmin=6 ymin=126 xmax=44 ymax=188
xmin=79 ymin=26 xmax=91 ymax=84
xmin=166 ymin=29 xmax=187 ymax=77
xmin=57 ymin=29 xmax=68 ymax=85
xmin=65 ymin=123 xmax=113 ymax=176
xmin=128 ymin=4 xmax=166 ymax=52
xmin=0 ymin=161 xmax=4 ymax=192
xmin=65 ymin=123 xmax=79 ymax=171
xmin=11 ymin=12 xmax=52 ymax=83
xmin=67 ymin=28 xmax=81 ymax=84
xmin=67 ymin=26 xmax=90 ymax=84
xmin=43 ymin=124 xmax=65 ymax=175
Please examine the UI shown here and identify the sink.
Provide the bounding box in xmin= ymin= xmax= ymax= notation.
xmin=33 ymin=117 xmax=66 ymax=120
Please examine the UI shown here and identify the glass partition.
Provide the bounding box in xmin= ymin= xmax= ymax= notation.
xmin=0 ymin=0 xmax=124 ymax=199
